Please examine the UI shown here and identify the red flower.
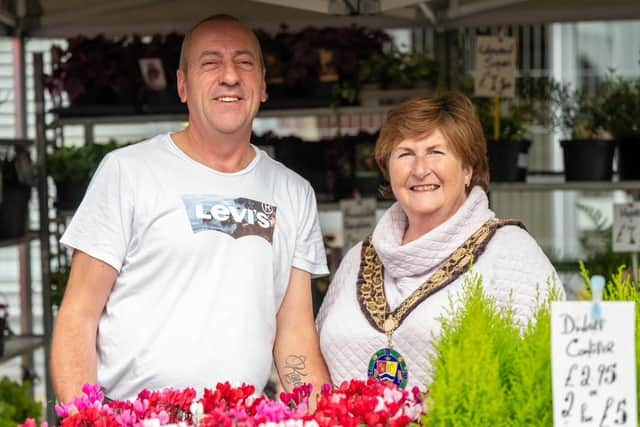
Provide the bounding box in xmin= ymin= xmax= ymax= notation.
xmin=60 ymin=408 xmax=118 ymax=427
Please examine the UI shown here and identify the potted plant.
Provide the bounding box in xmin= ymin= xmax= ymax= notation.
xmin=47 ymin=141 xmax=119 ymax=211
xmin=46 ymin=35 xmax=140 ymax=116
xmin=257 ymin=25 xmax=389 ymax=109
xmin=476 ymin=98 xmax=531 ymax=182
xmin=357 ymin=49 xmax=439 ymax=106
xmin=472 ymin=76 xmax=556 ymax=182
xmin=136 ymin=32 xmax=184 ymax=114
xmin=597 ymin=75 xmax=640 ymax=180
xmin=0 ymin=149 xmax=32 ymax=240
xmin=555 ymin=81 xmax=615 ymax=181
xmin=0 ymin=377 xmax=42 ymax=425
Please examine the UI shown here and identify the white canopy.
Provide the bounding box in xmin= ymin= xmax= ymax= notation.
xmin=4 ymin=0 xmax=640 ymax=37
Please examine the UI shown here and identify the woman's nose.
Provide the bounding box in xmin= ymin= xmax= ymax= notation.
xmin=411 ymin=155 xmax=430 ymax=178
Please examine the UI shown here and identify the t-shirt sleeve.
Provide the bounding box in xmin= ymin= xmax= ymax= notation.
xmin=59 ymin=152 xmax=134 ymax=272
xmin=292 ymin=181 xmax=329 ymax=278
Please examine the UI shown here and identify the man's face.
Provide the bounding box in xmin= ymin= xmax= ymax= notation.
xmin=177 ymin=20 xmax=267 ymax=138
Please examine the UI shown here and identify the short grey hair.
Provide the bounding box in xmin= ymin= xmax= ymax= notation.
xmin=179 ymin=14 xmax=264 ymax=71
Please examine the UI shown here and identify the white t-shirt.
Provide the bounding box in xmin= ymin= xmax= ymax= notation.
xmin=60 ymin=133 xmax=329 ymax=400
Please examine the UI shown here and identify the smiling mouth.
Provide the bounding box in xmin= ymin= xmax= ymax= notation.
xmin=215 ymin=96 xmax=241 ymax=102
xmin=410 ymin=184 xmax=440 ymax=191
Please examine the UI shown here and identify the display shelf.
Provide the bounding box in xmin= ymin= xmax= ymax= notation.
xmin=0 ymin=232 xmax=39 ymax=249
xmin=0 ymin=335 xmax=44 ymax=364
xmin=0 ymin=138 xmax=33 ymax=146
xmin=317 ymin=180 xmax=640 ymax=211
xmin=318 ymin=200 xmax=393 ymax=211
xmin=490 ymin=180 xmax=640 ymax=192
xmin=47 ymin=105 xmax=392 ymax=128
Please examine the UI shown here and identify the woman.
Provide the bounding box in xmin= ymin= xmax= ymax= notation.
xmin=316 ymin=92 xmax=562 ymax=391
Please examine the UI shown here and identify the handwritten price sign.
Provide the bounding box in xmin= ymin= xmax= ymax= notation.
xmin=474 ymin=36 xmax=516 ymax=98
xmin=340 ymin=198 xmax=377 ymax=252
xmin=612 ymin=202 xmax=640 ymax=252
xmin=551 ymin=302 xmax=637 ymax=426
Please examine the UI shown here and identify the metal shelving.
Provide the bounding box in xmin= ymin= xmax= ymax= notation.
xmin=0 ymin=335 xmax=44 ymax=364
xmin=0 ymin=232 xmax=38 ymax=249
xmin=490 ymin=180 xmax=640 ymax=192
xmin=0 ymin=133 xmax=45 ymax=391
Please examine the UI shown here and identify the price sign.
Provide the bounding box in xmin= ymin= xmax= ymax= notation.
xmin=613 ymin=202 xmax=640 ymax=252
xmin=474 ymin=35 xmax=516 ymax=98
xmin=340 ymin=198 xmax=376 ymax=252
xmin=551 ymin=302 xmax=637 ymax=426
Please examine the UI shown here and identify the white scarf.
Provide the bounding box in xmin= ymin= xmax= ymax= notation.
xmin=371 ymin=186 xmax=494 ymax=280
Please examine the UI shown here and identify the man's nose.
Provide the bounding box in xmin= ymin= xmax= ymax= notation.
xmin=221 ymin=61 xmax=240 ymax=85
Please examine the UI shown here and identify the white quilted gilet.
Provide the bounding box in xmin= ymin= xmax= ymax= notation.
xmin=317 ymin=187 xmax=563 ymax=391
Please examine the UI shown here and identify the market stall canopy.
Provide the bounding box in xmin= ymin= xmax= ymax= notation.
xmin=3 ymin=0 xmax=640 ymax=36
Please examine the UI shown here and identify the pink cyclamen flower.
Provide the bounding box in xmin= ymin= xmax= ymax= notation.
xmin=55 ymin=402 xmax=75 ymax=418
xmin=81 ymin=383 xmax=105 ymax=403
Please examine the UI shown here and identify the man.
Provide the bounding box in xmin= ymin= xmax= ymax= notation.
xmin=51 ymin=15 xmax=331 ymax=403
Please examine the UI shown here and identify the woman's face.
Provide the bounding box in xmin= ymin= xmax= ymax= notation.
xmin=388 ymin=129 xmax=472 ymax=234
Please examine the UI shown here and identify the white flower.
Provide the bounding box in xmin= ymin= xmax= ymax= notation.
xmin=403 ymin=402 xmax=424 ymax=421
xmin=383 ymin=387 xmax=403 ymax=403
xmin=190 ymin=401 xmax=204 ymax=424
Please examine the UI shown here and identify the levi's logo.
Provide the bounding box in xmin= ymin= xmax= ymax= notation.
xmin=181 ymin=195 xmax=277 ymax=243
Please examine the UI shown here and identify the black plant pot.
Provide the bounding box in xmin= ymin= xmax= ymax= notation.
xmin=55 ymin=179 xmax=90 ymax=211
xmin=0 ymin=184 xmax=30 ymax=240
xmin=560 ymin=139 xmax=614 ymax=181
xmin=616 ymin=138 xmax=640 ymax=180
xmin=487 ymin=139 xmax=531 ymax=182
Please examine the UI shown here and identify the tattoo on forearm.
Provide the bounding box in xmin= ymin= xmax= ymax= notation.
xmin=283 ymin=354 xmax=308 ymax=387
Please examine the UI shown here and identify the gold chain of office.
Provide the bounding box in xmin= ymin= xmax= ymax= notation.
xmin=356 ymin=217 xmax=524 ymax=335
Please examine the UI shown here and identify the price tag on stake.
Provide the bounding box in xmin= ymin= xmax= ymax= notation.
xmin=551 ymin=296 xmax=637 ymax=426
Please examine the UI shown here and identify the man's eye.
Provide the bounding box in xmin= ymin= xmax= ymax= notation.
xmin=237 ymin=60 xmax=254 ymax=69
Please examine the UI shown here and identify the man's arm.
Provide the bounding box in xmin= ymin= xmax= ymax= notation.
xmin=273 ymin=267 xmax=331 ymax=406
xmin=50 ymin=250 xmax=118 ymax=404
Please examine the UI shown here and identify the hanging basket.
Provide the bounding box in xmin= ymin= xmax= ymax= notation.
xmin=0 ymin=185 xmax=30 ymax=240
xmin=560 ymin=139 xmax=614 ymax=181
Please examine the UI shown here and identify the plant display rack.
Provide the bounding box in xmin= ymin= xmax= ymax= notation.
xmin=0 ymin=136 xmax=46 ymax=384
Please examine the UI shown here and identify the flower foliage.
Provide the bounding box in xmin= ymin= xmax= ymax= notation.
xmin=425 ymin=273 xmax=560 ymax=427
xmin=22 ymin=380 xmax=426 ymax=427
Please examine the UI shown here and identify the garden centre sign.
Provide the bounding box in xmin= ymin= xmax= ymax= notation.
xmin=474 ymin=35 xmax=516 ymax=98
xmin=551 ymin=301 xmax=637 ymax=426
